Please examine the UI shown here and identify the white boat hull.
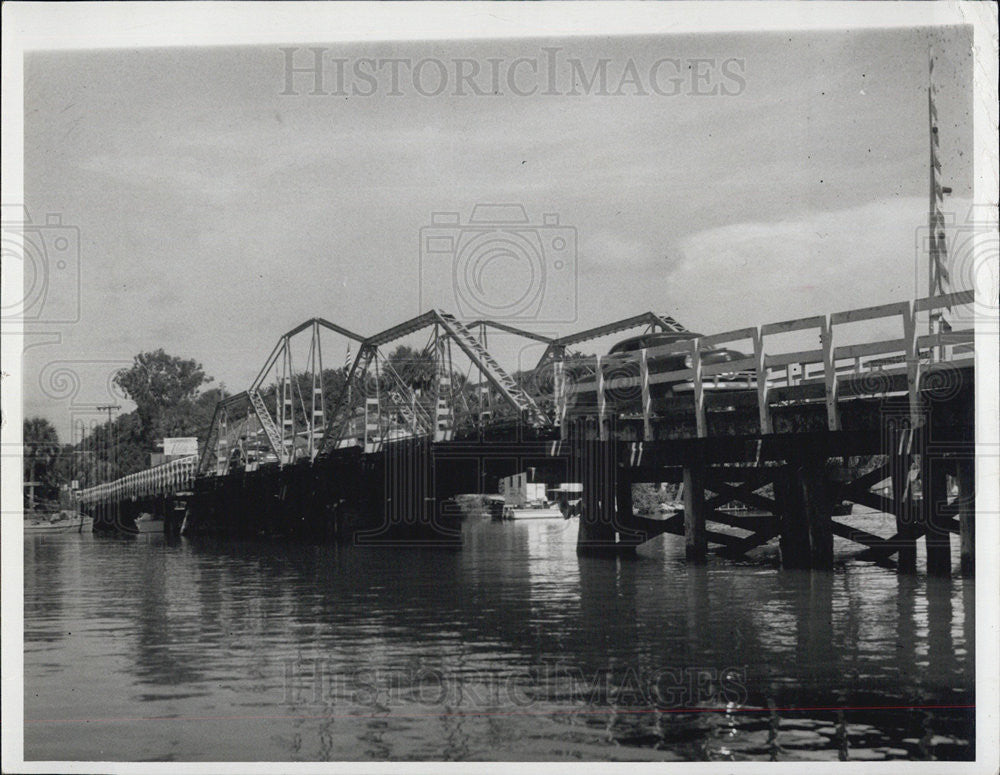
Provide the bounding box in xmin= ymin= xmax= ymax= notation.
xmin=24 ymin=516 xmax=93 ymax=533
xmin=504 ymin=507 xmax=565 ymax=520
xmin=135 ymin=515 xmax=165 ymax=533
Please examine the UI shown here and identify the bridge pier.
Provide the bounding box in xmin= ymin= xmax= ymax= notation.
xmin=575 ymin=445 xmax=618 ymax=553
xmin=572 ymin=419 xmax=622 ymax=554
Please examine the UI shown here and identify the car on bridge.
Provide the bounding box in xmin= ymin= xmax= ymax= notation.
xmin=608 ymin=331 xmax=754 ymax=391
xmin=562 ymin=331 xmax=755 ymax=410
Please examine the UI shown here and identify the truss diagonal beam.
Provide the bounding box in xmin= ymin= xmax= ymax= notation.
xmin=435 ymin=311 xmax=549 ymax=425
xmin=534 ymin=311 xmax=690 ymax=369
xmin=465 ymin=320 xmax=555 ymax=344
xmin=318 ymin=345 xmax=375 ymax=454
xmin=249 ymin=388 xmax=284 ymax=459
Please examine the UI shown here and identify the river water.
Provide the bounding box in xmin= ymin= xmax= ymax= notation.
xmin=24 ymin=516 xmax=974 ymax=762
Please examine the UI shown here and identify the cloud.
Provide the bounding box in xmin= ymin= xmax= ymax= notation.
xmin=668 ymin=196 xmax=953 ymax=335
xmin=579 ymin=230 xmax=663 ymax=272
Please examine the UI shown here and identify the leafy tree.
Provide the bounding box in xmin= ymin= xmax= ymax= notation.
xmin=23 ymin=417 xmax=61 ymax=506
xmin=386 ymin=345 xmax=437 ymax=393
xmin=113 ymin=349 xmax=213 ymax=444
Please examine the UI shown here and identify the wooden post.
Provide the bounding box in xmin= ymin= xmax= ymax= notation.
xmin=691 ymin=339 xmax=706 ymax=438
xmin=596 ymin=356 xmax=607 ymax=441
xmin=776 ymin=457 xmax=832 ymax=570
xmin=821 ymin=317 xmax=840 ymax=431
xmin=802 ymin=461 xmax=833 ymax=570
xmin=924 ymin=457 xmax=951 ymax=577
xmin=640 ymin=348 xmax=652 ymax=441
xmin=892 ymin=453 xmax=917 ymax=574
xmin=957 ymin=457 xmax=974 ymax=576
xmin=754 ymin=328 xmax=771 ymax=434
xmin=615 ymin=473 xmax=637 ymax=551
xmin=575 ymin=426 xmax=618 ymax=554
xmin=364 ymin=397 xmax=379 ymax=451
xmin=683 ymin=459 xmax=707 ymax=562
xmin=903 ymin=302 xmax=923 ymax=434
xmin=216 ymin=410 xmax=228 ymax=476
xmin=777 ymin=464 xmax=810 ymax=569
xmin=554 ymin=358 xmax=567 ymax=440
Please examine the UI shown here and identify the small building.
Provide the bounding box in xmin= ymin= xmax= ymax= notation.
xmin=498 ymin=469 xmax=548 ymax=507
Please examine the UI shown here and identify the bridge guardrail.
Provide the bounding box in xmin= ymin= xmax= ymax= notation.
xmin=77 ymin=455 xmax=198 ymax=505
xmin=561 ymin=290 xmax=975 ymax=438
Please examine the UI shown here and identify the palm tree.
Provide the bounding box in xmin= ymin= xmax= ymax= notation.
xmin=23 ymin=417 xmax=60 ymax=510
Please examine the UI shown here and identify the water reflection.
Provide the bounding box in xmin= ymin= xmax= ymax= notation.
xmin=23 ymin=521 xmax=974 ymax=761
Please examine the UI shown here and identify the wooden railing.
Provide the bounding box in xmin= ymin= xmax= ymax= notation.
xmin=77 ymin=455 xmax=198 ymax=505
xmin=559 ymin=291 xmax=975 ymax=439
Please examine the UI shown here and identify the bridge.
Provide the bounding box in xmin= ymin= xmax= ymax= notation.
xmin=78 ymin=289 xmax=976 ymax=576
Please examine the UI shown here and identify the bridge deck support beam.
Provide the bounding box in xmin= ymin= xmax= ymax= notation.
xmin=683 ymin=461 xmax=708 ymax=562
xmin=958 ymin=457 xmax=975 ymax=577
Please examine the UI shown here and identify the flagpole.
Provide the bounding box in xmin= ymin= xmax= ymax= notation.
xmin=926 ymin=49 xmax=952 ymax=362
xmin=928 ymin=53 xmax=937 ymax=351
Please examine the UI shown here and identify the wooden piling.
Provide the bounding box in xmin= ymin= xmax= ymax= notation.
xmin=957 ymin=457 xmax=974 ymax=577
xmin=683 ymin=461 xmax=707 ymax=562
xmin=615 ymin=475 xmax=634 ymax=528
xmin=892 ymin=454 xmax=917 ymax=574
xmin=575 ymin=424 xmax=618 ymax=554
xmin=614 ymin=473 xmax=643 ymax=552
xmin=924 ymin=459 xmax=951 ymax=577
xmin=802 ymin=462 xmax=833 ymax=571
xmin=776 ymin=465 xmax=808 ymax=569
xmin=776 ymin=458 xmax=833 ymax=570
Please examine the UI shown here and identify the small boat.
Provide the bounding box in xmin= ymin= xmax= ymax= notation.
xmin=134 ymin=514 xmax=165 ymax=533
xmin=501 ymin=504 xmax=565 ymax=520
xmin=486 ymin=496 xmax=507 ymax=521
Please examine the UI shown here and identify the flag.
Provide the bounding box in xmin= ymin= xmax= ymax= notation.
xmin=344 ymin=342 xmax=353 ymax=407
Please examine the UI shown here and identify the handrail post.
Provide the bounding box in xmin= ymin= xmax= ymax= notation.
xmin=904 ymin=301 xmax=923 ymax=433
xmin=754 ymin=328 xmax=771 ymax=434
xmin=553 ymin=358 xmax=566 ymax=439
xmin=596 ymin=355 xmax=607 ymax=441
xmin=365 ymin=397 xmax=379 ymax=451
xmin=691 ymin=338 xmax=706 ymax=438
xmin=822 ymin=316 xmax=839 ymax=430
xmin=640 ymin=348 xmax=652 ymax=441
xmin=216 ymin=410 xmax=228 ymax=476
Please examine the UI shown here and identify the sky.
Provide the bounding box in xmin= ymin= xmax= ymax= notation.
xmin=21 ymin=25 xmax=974 ymax=440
